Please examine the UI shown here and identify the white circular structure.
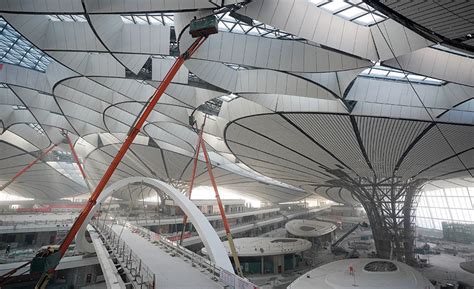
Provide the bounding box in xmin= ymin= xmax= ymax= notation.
xmin=285 ymin=219 xmax=337 ymax=238
xmin=288 ymin=258 xmax=434 ymax=289
xmin=203 ymin=237 xmax=312 ymax=257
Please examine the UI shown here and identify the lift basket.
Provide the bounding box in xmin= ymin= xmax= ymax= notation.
xmin=189 ymin=16 xmax=218 ymax=38
xmin=30 ymin=251 xmax=61 ymax=274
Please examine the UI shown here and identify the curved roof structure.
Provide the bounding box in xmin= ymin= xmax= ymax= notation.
xmin=0 ymin=0 xmax=472 ymax=205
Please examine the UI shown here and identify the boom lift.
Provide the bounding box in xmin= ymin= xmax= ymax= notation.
xmin=0 ymin=15 xmax=222 ymax=289
xmin=331 ymin=221 xmax=369 ymax=253
xmin=0 ymin=15 xmax=217 ymax=289
xmin=0 ymin=131 xmax=93 ymax=287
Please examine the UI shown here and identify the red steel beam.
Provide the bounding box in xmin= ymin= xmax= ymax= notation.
xmin=200 ymin=137 xmax=244 ymax=277
xmin=64 ymin=133 xmax=87 ymax=183
xmin=179 ymin=118 xmax=207 ymax=245
xmin=0 ymin=144 xmax=57 ymax=191
xmin=35 ymin=36 xmax=207 ymax=289
xmin=64 ymin=132 xmax=92 ymax=193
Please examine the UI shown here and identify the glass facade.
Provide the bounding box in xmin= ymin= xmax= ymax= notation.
xmin=416 ymin=187 xmax=474 ymax=230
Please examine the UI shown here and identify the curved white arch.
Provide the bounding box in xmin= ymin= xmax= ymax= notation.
xmin=76 ymin=177 xmax=233 ymax=272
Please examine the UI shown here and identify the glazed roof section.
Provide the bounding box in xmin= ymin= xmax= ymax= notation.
xmin=0 ymin=17 xmax=52 ymax=72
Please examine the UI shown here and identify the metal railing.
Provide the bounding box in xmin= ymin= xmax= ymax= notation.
xmin=0 ymin=218 xmax=75 ymax=228
xmin=118 ymin=206 xmax=281 ymax=224
xmin=95 ymin=220 xmax=258 ymax=289
xmin=125 ymin=222 xmax=258 ymax=289
xmin=0 ymin=246 xmax=80 ymax=264
xmin=94 ymin=221 xmax=155 ymax=289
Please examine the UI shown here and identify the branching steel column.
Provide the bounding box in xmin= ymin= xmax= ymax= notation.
xmin=327 ymin=169 xmax=425 ymax=264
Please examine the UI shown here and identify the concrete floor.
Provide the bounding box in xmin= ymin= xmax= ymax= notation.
xmin=110 ymin=225 xmax=222 ymax=289
xmin=417 ymin=253 xmax=474 ymax=286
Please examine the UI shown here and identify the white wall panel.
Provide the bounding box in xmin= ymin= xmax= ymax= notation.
xmin=239 ymin=0 xmax=378 ymax=60
xmin=152 ymin=58 xmax=189 ymax=84
xmin=384 ymin=48 xmax=474 ymax=87
xmin=372 ymin=19 xmax=432 ymax=61
xmin=0 ymin=0 xmax=82 ymax=13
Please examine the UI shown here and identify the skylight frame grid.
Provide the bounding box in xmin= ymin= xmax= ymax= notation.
xmin=28 ymin=123 xmax=46 ymax=135
xmin=0 ymin=17 xmax=52 ymax=72
xmin=360 ymin=64 xmax=445 ymax=85
xmin=216 ymin=12 xmax=303 ymax=40
xmin=120 ymin=13 xmax=175 ymax=26
xmin=48 ymin=14 xmax=87 ymax=22
xmin=310 ymin=0 xmax=387 ymax=26
xmin=47 ymin=160 xmax=87 ymax=186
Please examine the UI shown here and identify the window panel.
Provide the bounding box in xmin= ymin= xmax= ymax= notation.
xmin=417 ymin=187 xmax=474 ymax=229
xmin=462 ymin=210 xmax=471 ymax=221
xmin=451 ymin=210 xmax=460 ymax=221
xmin=433 ymin=219 xmax=443 ymax=230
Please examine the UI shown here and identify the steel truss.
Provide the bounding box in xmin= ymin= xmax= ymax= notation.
xmin=327 ymin=169 xmax=425 ymax=264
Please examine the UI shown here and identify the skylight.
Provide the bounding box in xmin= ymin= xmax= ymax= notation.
xmin=0 ymin=17 xmax=52 ymax=72
xmin=353 ymin=13 xmax=384 ymax=25
xmin=47 ymin=161 xmax=86 ymax=187
xmin=29 ymin=123 xmax=46 ymax=135
xmin=196 ymin=97 xmax=223 ymax=116
xmin=223 ymin=63 xmax=249 ymax=70
xmin=48 ymin=15 xmax=87 ymax=22
xmin=12 ymin=105 xmax=27 ymax=110
xmin=338 ymin=6 xmax=366 ymax=19
xmin=216 ymin=12 xmax=303 ymax=40
xmin=406 ymin=74 xmax=425 ymax=81
xmin=432 ymin=44 xmax=474 ymax=58
xmin=121 ymin=13 xmax=174 ymax=26
xmin=118 ymin=12 xmax=302 ymax=40
xmin=219 ymin=93 xmax=239 ymax=102
xmin=360 ymin=64 xmax=445 ymax=85
xmin=320 ymin=1 xmax=350 ymax=12
xmin=310 ymin=0 xmax=387 ymax=26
